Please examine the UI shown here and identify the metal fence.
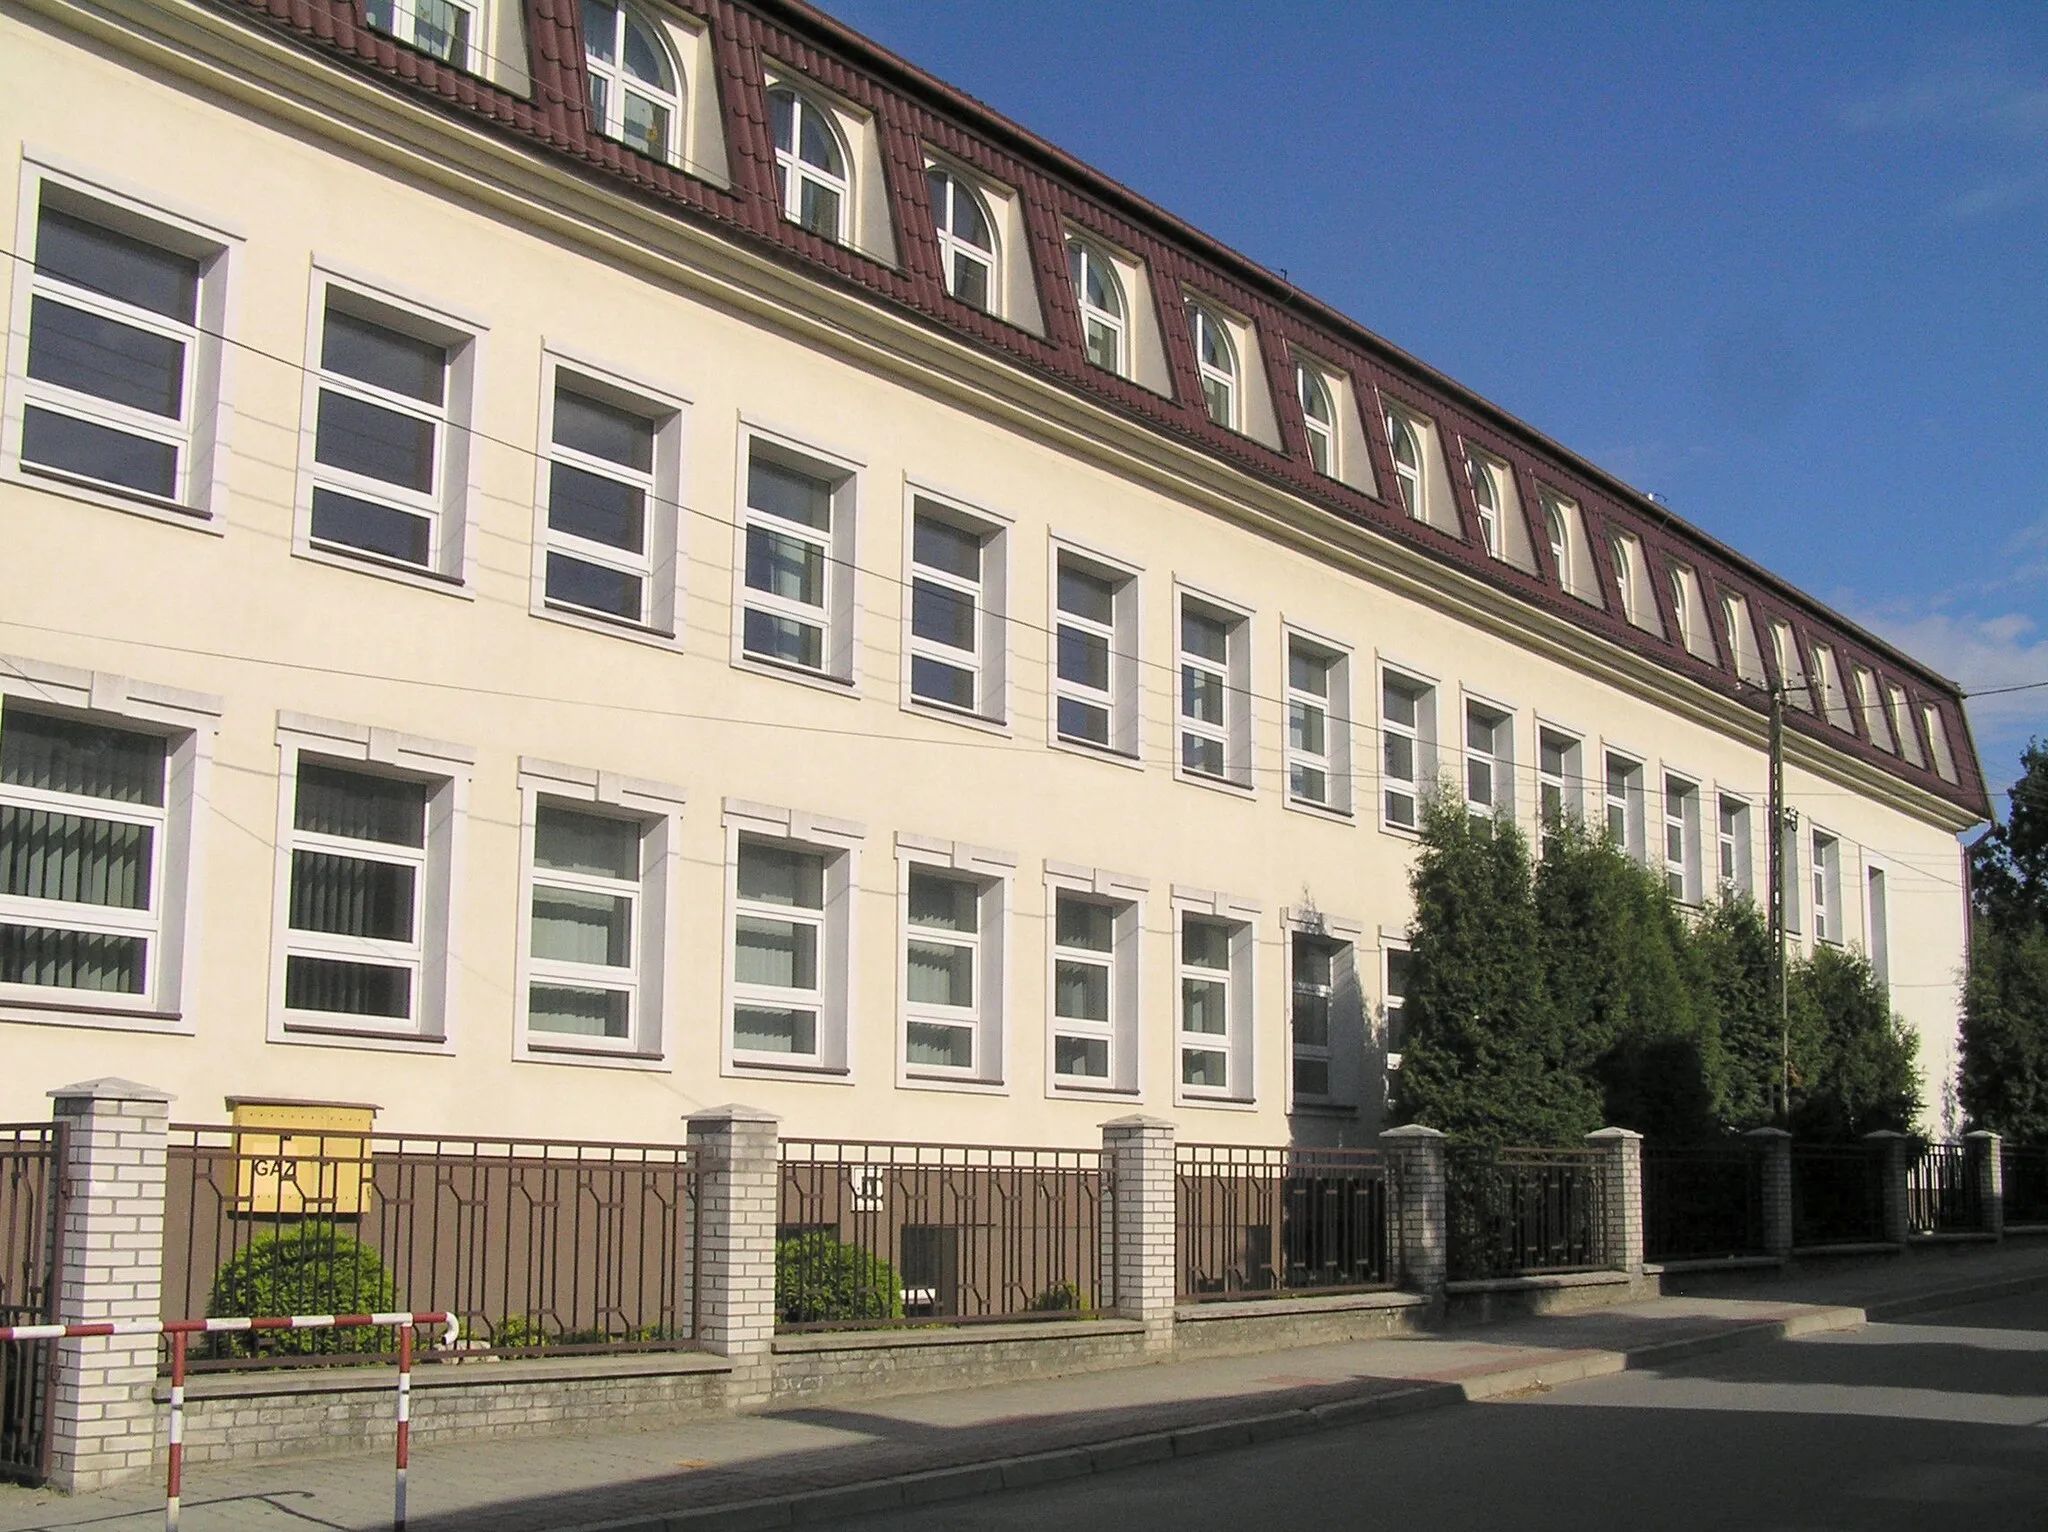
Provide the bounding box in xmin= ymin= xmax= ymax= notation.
xmin=776 ymin=1140 xmax=1105 ymax=1331
xmin=163 ymin=1125 xmax=700 ymax=1368
xmin=1446 ymin=1146 xmax=1609 ymax=1281
xmin=1175 ymin=1145 xmax=1394 ymax=1301
xmin=1907 ymin=1141 xmax=1982 ymax=1235
xmin=1790 ymin=1143 xmax=1886 ymax=1246
xmin=2003 ymin=1145 xmax=2048 ymax=1226
xmin=1 ymin=1123 xmax=63 ymax=1485
xmin=1642 ymin=1143 xmax=1768 ymax=1262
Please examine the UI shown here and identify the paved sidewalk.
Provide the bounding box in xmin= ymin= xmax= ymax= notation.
xmin=4 ymin=1245 xmax=2045 ymax=1532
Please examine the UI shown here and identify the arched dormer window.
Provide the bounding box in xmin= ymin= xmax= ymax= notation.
xmin=583 ymin=2 xmax=681 ymax=162
xmin=1669 ymin=568 xmax=1693 ymax=649
xmin=1296 ymin=364 xmax=1335 ymax=476
xmin=1387 ymin=413 xmax=1423 ymax=519
xmin=1544 ymin=499 xmax=1569 ymax=581
xmin=1610 ymin=537 xmax=1634 ymax=620
xmin=768 ymin=87 xmax=848 ymax=242
xmin=1188 ymin=304 xmax=1237 ymax=429
xmin=927 ymin=168 xmax=996 ymax=312
xmin=366 ymin=0 xmax=475 ymax=67
xmin=1469 ymin=457 xmax=1501 ymax=557
xmin=1067 ymin=239 xmax=1125 ymax=375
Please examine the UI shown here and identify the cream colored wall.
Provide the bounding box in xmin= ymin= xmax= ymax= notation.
xmin=0 ymin=16 xmax=1973 ymax=1144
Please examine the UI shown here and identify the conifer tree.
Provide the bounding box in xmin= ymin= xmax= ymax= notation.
xmin=1787 ymin=945 xmax=1920 ymax=1139
xmin=1691 ymin=894 xmax=1778 ymax=1130
xmin=1960 ymin=925 xmax=2048 ymax=1140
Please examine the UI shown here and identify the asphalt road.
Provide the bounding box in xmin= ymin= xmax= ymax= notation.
xmin=820 ymin=1290 xmax=2048 ymax=1532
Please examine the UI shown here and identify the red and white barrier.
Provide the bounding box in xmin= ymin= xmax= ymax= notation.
xmin=0 ymin=1312 xmax=453 ymax=1532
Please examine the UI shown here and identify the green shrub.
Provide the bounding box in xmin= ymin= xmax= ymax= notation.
xmin=775 ymin=1232 xmax=902 ymax=1326
xmin=489 ymin=1314 xmax=679 ymax=1350
xmin=1028 ymin=1280 xmax=1085 ymax=1313
xmin=206 ymin=1224 xmax=398 ymax=1357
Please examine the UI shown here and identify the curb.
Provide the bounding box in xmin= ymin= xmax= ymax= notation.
xmin=564 ymin=1305 xmax=1882 ymax=1532
xmin=1862 ymin=1267 xmax=2048 ymax=1322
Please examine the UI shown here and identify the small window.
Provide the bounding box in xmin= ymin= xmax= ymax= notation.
xmin=1867 ymin=867 xmax=1889 ymax=991
xmin=1053 ymin=551 xmax=1136 ymax=756
xmin=1669 ymin=569 xmax=1693 ymax=651
xmin=1922 ymin=705 xmax=1959 ymax=783
xmin=1663 ymin=775 xmax=1700 ymax=904
xmin=907 ymin=501 xmax=1003 ymax=723
xmin=1538 ymin=728 xmax=1581 ymax=841
xmin=739 ymin=442 xmax=854 ymax=681
xmin=1179 ymin=912 xmax=1250 ymax=1101
xmin=1297 ymin=364 xmax=1336 ymax=476
xmin=902 ymin=866 xmax=983 ymax=1078
xmin=1604 ymin=752 xmax=1644 ymax=860
xmin=1067 ymin=239 xmax=1126 ymax=375
xmin=1717 ymin=795 xmax=1753 ymax=895
xmin=1769 ymin=623 xmax=1813 ymax=711
xmin=1387 ymin=412 xmax=1424 ymax=520
xmin=1813 ymin=645 xmax=1854 ymax=731
xmin=1610 ymin=537 xmax=1634 ymax=622
xmin=1464 ymin=701 xmax=1512 ymax=822
xmin=1781 ymin=817 xmax=1803 ymax=937
xmin=768 ymin=87 xmax=849 ymax=241
xmin=1811 ymin=830 xmax=1842 ymax=944
xmin=306 ymin=287 xmax=472 ymax=579
xmin=1382 ymin=942 xmax=1412 ymax=1070
xmin=1177 ymin=597 xmax=1249 ymax=788
xmin=1286 ymin=637 xmax=1350 ymax=814
xmin=1888 ymin=685 xmax=1926 ymax=768
xmin=365 ymin=0 xmax=475 ymax=67
xmin=542 ymin=374 xmax=677 ymax=632
xmin=731 ymin=838 xmax=831 ymax=1063
xmin=525 ymin=803 xmax=654 ymax=1053
xmin=0 ymin=703 xmax=170 ymax=1008
xmin=1381 ymin=671 xmax=1435 ymax=831
xmin=1050 ymin=888 xmax=1134 ymax=1089
xmin=1544 ymin=499 xmax=1570 ymax=583
xmin=927 ymin=167 xmax=997 ymax=312
xmin=583 ymin=2 xmax=682 ymax=162
xmin=1188 ymin=304 xmax=1238 ymax=430
xmin=1722 ymin=594 xmax=1768 ymax=687
xmin=1469 ymin=458 xmax=1502 ymax=558
xmin=1854 ymin=667 xmax=1895 ymax=752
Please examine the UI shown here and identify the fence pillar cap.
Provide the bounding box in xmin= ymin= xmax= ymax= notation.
xmin=1742 ymin=1126 xmax=1793 ymax=1140
xmin=1100 ymin=1114 xmax=1177 ymax=1132
xmin=686 ymin=1103 xmax=779 ymax=1127
xmin=49 ymin=1077 xmax=173 ymax=1105
xmin=1586 ymin=1126 xmax=1644 ymax=1143
xmin=1380 ymin=1124 xmax=1448 ymax=1140
xmin=1861 ymin=1129 xmax=1909 ymax=1141
xmin=1965 ymin=1129 xmax=2002 ymax=1141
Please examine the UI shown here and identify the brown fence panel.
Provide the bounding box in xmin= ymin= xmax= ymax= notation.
xmin=1906 ymin=1141 xmax=1982 ymax=1235
xmin=163 ymin=1125 xmax=699 ymax=1369
xmin=1175 ymin=1144 xmax=1392 ymax=1301
xmin=1642 ymin=1143 xmax=1768 ymax=1262
xmin=1447 ymin=1145 xmax=1609 ymax=1280
xmin=0 ymin=1123 xmax=63 ymax=1485
xmin=776 ymin=1140 xmax=1105 ymax=1331
xmin=1790 ymin=1143 xmax=1886 ymax=1246
xmin=2003 ymin=1145 xmax=2048 ymax=1226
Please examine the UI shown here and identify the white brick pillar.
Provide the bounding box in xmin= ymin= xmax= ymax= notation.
xmin=686 ymin=1105 xmax=779 ymax=1409
xmin=1967 ymin=1130 xmax=2004 ymax=1238
xmin=1864 ymin=1130 xmax=1912 ymax=1245
xmin=46 ymin=1078 xmax=173 ymax=1493
xmin=1379 ymin=1125 xmax=1448 ymax=1297
xmin=1744 ymin=1126 xmax=1794 ymax=1258
xmin=1586 ymin=1127 xmax=1644 ymax=1274
xmin=1100 ymin=1115 xmax=1177 ymax=1352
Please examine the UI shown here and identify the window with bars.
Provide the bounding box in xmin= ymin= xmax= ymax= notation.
xmin=1381 ymin=671 xmax=1434 ymax=831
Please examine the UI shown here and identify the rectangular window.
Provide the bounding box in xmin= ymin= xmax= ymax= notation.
xmin=1381 ymin=671 xmax=1434 ymax=830
xmin=907 ymin=500 xmax=1005 ymax=722
xmin=1178 ymin=596 xmax=1249 ymax=787
xmin=282 ymin=761 xmax=433 ymax=1030
xmin=1464 ymin=701 xmax=1512 ymax=822
xmin=1291 ymin=932 xmax=1339 ymax=1102
xmin=1178 ymin=913 xmax=1250 ymax=1099
xmin=364 ymin=0 xmax=476 ymax=67
xmin=1604 ymin=752 xmax=1644 ymax=859
xmin=741 ymin=446 xmax=856 ymax=679
xmin=1888 ymin=685 xmax=1926 ymax=768
xmin=13 ymin=187 xmax=228 ymax=513
xmin=1663 ymin=775 xmax=1700 ymax=904
xmin=1382 ymin=942 xmax=1411 ymax=1069
xmin=1538 ymin=728 xmax=1581 ymax=843
xmin=1868 ymin=867 xmax=1889 ymax=991
xmin=525 ymin=804 xmax=647 ymax=1051
xmin=306 ymin=286 xmax=473 ymax=579
xmin=1286 ymin=638 xmax=1349 ymax=813
xmin=1781 ymin=817 xmax=1802 ymax=936
xmin=1051 ymin=888 xmax=1138 ymax=1089
xmin=1053 ymin=551 xmax=1136 ymax=755
xmin=1717 ymin=795 xmax=1753 ymax=894
xmin=0 ymin=704 xmax=168 ymax=1004
xmin=540 ymin=371 xmax=681 ymax=634
xmin=903 ymin=866 xmax=980 ymax=1076
xmin=1812 ymin=830 xmax=1841 ymax=944
xmin=731 ymin=838 xmax=829 ymax=1062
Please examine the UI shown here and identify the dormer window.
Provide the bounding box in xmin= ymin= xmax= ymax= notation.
xmin=1067 ymin=239 xmax=1126 ymax=375
xmin=926 ymin=167 xmax=996 ymax=312
xmin=768 ymin=87 xmax=848 ymax=241
xmin=1545 ymin=500 xmax=1569 ymax=578
xmin=1610 ymin=537 xmax=1633 ymax=619
xmin=1669 ymin=568 xmax=1691 ymax=649
xmin=1297 ymin=364 xmax=1336 ymax=476
xmin=583 ymin=2 xmax=681 ymax=162
xmin=1388 ymin=412 xmax=1423 ymax=519
xmin=1469 ymin=457 xmax=1502 ymax=557
xmin=1188 ymin=303 xmax=1237 ymax=429
xmin=366 ymin=0 xmax=474 ymax=68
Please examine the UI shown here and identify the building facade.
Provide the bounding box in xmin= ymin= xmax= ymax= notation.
xmin=0 ymin=0 xmax=1988 ymax=1145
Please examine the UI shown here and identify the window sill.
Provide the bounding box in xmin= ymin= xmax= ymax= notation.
xmin=1284 ymin=795 xmax=1356 ymax=826
xmin=1048 ymin=735 xmax=1144 ymax=772
xmin=898 ymin=1071 xmax=1010 ymax=1097
xmin=1379 ymin=817 xmax=1423 ymax=842
xmin=295 ymin=539 xmax=474 ymax=600
xmin=533 ymin=600 xmax=680 ymax=652
xmin=0 ymin=996 xmax=191 ymax=1034
xmin=1174 ymin=766 xmax=1255 ymax=800
xmin=731 ymin=652 xmax=859 ymax=698
xmin=10 ymin=462 xmax=223 ymax=537
xmin=726 ymin=1057 xmax=854 ymax=1083
xmin=1178 ymin=1092 xmax=1258 ymax=1112
xmin=1047 ymin=1079 xmax=1139 ymax=1100
xmin=273 ymin=1018 xmax=454 ymax=1055
xmin=1288 ymin=1099 xmax=1362 ymax=1118
xmin=517 ymin=1040 xmax=672 ymax=1072
xmin=900 ymin=696 xmax=1011 ymax=738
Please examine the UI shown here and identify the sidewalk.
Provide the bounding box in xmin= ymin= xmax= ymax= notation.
xmin=5 ymin=1244 xmax=2046 ymax=1532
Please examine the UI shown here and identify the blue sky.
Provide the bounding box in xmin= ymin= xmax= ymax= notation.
xmin=818 ymin=0 xmax=2048 ymax=817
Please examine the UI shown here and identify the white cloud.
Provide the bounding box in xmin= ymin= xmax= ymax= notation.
xmin=1838 ymin=44 xmax=2048 ymax=222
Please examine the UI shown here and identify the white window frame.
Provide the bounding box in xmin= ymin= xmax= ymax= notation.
xmin=1669 ymin=568 xmax=1694 ymax=651
xmin=1663 ymin=773 xmax=1702 ymax=905
xmin=1049 ymin=540 xmax=1141 ymax=761
xmin=1173 ymin=887 xmax=1259 ymax=1107
xmin=1387 ymin=410 xmax=1425 ymax=520
xmin=1381 ymin=935 xmax=1412 ymax=1075
xmin=1468 ymin=455 xmax=1503 ymax=558
xmin=1603 ymin=749 xmax=1646 ymax=861
xmin=926 ymin=162 xmax=999 ymax=312
xmin=1717 ymin=793 xmax=1754 ymax=895
xmin=1067 ymin=237 xmax=1128 ymax=376
xmin=1462 ymin=694 xmax=1514 ymax=823
xmin=1175 ymin=587 xmax=1252 ymax=792
xmin=1610 ymin=536 xmax=1636 ymax=623
xmin=0 ymin=658 xmax=218 ymax=1031
xmin=1537 ymin=724 xmax=1583 ymax=842
xmin=296 ymin=268 xmax=481 ymax=591
xmin=902 ymin=485 xmax=1009 ymax=729
xmin=721 ymin=800 xmax=863 ymax=1080
xmin=1187 ymin=301 xmax=1238 ymax=430
xmin=1866 ymin=861 xmax=1890 ymax=992
xmin=1284 ymin=628 xmax=1352 ymax=817
xmin=1296 ymin=362 xmax=1337 ymax=476
xmin=767 ymin=84 xmax=852 ymax=243
xmin=1781 ymin=813 xmax=1804 ymax=938
xmin=1379 ymin=664 xmax=1437 ymax=834
xmin=365 ymin=0 xmax=478 ymax=68
xmin=269 ymin=713 xmax=471 ymax=1052
xmin=1888 ymin=684 xmax=1927 ymax=768
xmin=1922 ymin=704 xmax=1960 ymax=783
xmin=4 ymin=161 xmax=239 ymax=528
xmin=732 ymin=422 xmax=860 ymax=689
xmin=1284 ymin=907 xmax=1366 ymax=1112
xmin=1811 ymin=828 xmax=1842 ymax=945
xmin=513 ymin=759 xmax=682 ymax=1067
xmin=583 ymin=0 xmax=684 ymax=163
xmin=1044 ymin=861 xmax=1145 ymax=1098
xmin=1854 ymin=666 xmax=1896 ymax=752
xmin=895 ymin=834 xmax=1013 ymax=1093
xmin=532 ymin=351 xmax=687 ymax=644
xmin=1543 ymin=496 xmax=1570 ymax=585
